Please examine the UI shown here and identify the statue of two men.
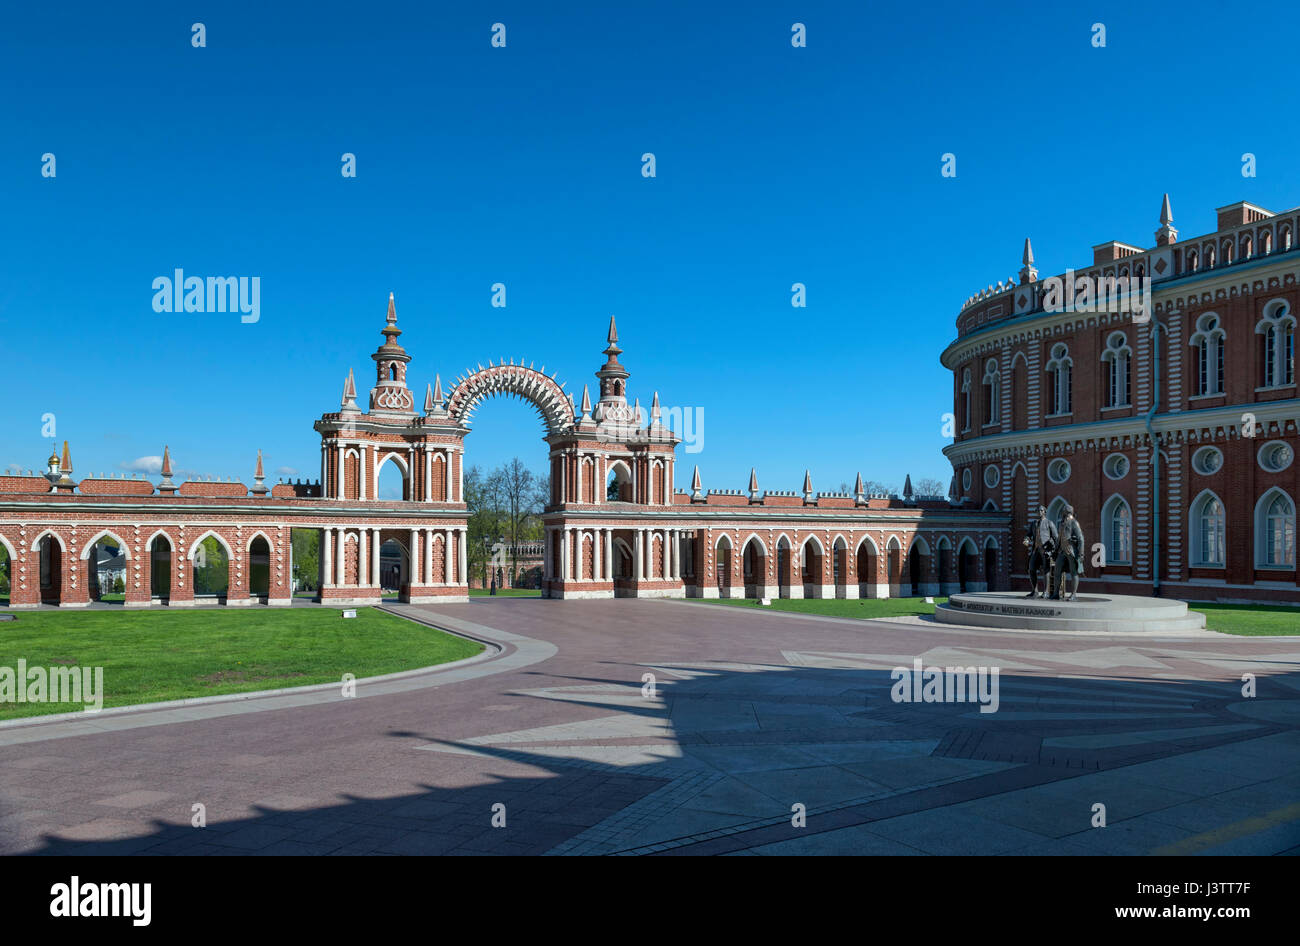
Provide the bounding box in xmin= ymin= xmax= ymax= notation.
xmin=1024 ymin=503 xmax=1085 ymax=601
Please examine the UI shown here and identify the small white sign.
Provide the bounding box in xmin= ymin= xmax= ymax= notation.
xmin=341 ymin=609 xmax=357 ymax=619
xmin=760 ymin=598 xmax=772 ymax=607
xmin=924 ymin=597 xmax=934 ymax=604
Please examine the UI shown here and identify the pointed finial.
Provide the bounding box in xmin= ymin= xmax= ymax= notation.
xmin=386 ymin=291 xmax=397 ymax=324
xmin=1022 ymin=237 xmax=1034 ymax=266
xmin=60 ymin=440 xmax=72 ymax=473
xmin=1019 ymin=237 xmax=1038 ymax=285
xmin=161 ymin=445 xmax=173 ymax=478
xmin=580 ymin=383 xmax=592 ymax=418
xmin=255 ymin=449 xmax=265 ymax=479
xmin=607 ymin=315 xmax=618 ymax=346
xmin=749 ymin=467 xmax=758 ymax=494
xmin=433 ymin=372 xmax=444 ymax=402
xmin=802 ymin=469 xmax=812 ymax=500
xmin=854 ymin=471 xmax=864 ymax=501
xmin=903 ymin=473 xmax=914 ymax=502
xmin=691 ymin=464 xmax=702 ymax=499
xmin=1160 ymin=192 xmax=1173 ymax=225
xmin=1155 ymin=193 xmax=1178 ymax=245
xmin=650 ymin=391 xmax=661 ymax=422
xmin=424 ymin=382 xmax=435 ymax=413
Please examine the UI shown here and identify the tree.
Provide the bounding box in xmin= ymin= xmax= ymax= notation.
xmin=915 ymin=477 xmax=947 ymax=497
xmin=292 ymin=529 xmax=319 ymax=592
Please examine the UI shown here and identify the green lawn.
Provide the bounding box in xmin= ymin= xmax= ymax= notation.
xmin=0 ymin=606 xmax=482 ymax=720
xmin=1188 ymin=603 xmax=1300 ymax=636
xmin=469 ymin=588 xmax=542 ymax=598
xmin=679 ymin=596 xmax=943 ymax=619
xmin=681 ymin=595 xmax=1299 ymax=637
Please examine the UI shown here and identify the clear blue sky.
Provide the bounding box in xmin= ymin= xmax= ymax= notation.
xmin=2 ymin=1 xmax=1297 ymax=494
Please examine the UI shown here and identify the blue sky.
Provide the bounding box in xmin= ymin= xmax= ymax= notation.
xmin=2 ymin=1 xmax=1297 ymax=495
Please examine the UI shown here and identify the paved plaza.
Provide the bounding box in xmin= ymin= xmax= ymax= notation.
xmin=1 ymin=599 xmax=1298 ymax=855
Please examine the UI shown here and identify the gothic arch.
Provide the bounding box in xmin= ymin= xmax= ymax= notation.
xmin=80 ymin=529 xmax=131 ymax=560
xmin=29 ymin=529 xmax=66 ymax=554
xmin=187 ymin=530 xmax=234 ymax=561
xmin=445 ymin=363 xmax=576 ymax=435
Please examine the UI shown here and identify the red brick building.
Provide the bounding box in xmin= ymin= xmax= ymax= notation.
xmin=944 ymin=196 xmax=1299 ymax=603
xmin=0 ymin=295 xmax=1003 ymax=608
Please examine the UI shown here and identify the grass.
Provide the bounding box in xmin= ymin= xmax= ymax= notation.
xmin=0 ymin=606 xmax=482 ymax=720
xmin=680 ymin=596 xmax=943 ymax=619
xmin=469 ymin=588 xmax=542 ymax=597
xmin=1188 ymin=602 xmax=1300 ymax=636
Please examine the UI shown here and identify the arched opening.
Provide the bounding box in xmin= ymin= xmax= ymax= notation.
xmin=192 ymin=535 xmax=230 ymax=602
xmin=606 ymin=462 xmax=632 ymax=503
xmin=88 ymin=534 xmax=127 ymax=603
xmin=379 ymin=536 xmax=409 ymax=596
xmin=907 ymin=537 xmax=931 ymax=597
xmin=856 ymin=537 xmax=879 ymax=599
xmin=957 ymin=538 xmax=977 ymax=592
xmin=249 ymin=535 xmax=271 ymax=600
xmin=376 ymin=454 xmax=410 ymax=501
xmin=612 ymin=538 xmax=634 ymax=581
xmin=37 ymin=533 xmax=64 ymax=605
xmin=742 ymin=536 xmax=767 ymax=598
xmin=886 ymin=537 xmax=903 ymax=595
xmin=291 ymin=528 xmax=319 ymax=599
xmin=936 ymin=536 xmax=954 ymax=593
xmin=832 ymin=536 xmax=848 ymax=598
xmin=983 ymin=538 xmax=999 ymax=592
xmin=149 ymin=533 xmax=172 ymax=601
xmin=0 ymin=539 xmax=12 ymax=607
xmin=776 ymin=536 xmax=792 ymax=598
xmin=1011 ymin=354 xmax=1028 ymax=429
xmin=801 ymin=538 xmax=824 ymax=598
xmin=714 ymin=535 xmax=733 ymax=596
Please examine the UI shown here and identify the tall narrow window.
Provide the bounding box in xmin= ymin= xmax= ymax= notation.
xmin=1258 ymin=490 xmax=1296 ymax=567
xmin=982 ymin=359 xmax=999 ymax=426
xmin=1046 ymin=343 xmax=1072 ymax=416
xmin=1257 ymin=301 xmax=1295 ymax=389
xmin=1101 ymin=332 xmax=1131 ymax=407
xmin=1190 ymin=313 xmax=1225 ymax=396
xmin=961 ymin=368 xmax=971 ymax=431
xmin=1191 ymin=492 xmax=1225 ymax=566
xmin=1103 ymin=496 xmax=1132 ymax=565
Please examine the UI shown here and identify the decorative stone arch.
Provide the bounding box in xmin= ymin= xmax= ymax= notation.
xmin=445 ymin=363 xmax=576 ymax=435
xmin=1254 ymin=486 xmax=1296 ymax=569
xmin=799 ymin=534 xmax=827 ymax=598
xmin=80 ymin=529 xmax=131 ymax=560
xmin=144 ymin=529 xmax=174 ymax=552
xmin=0 ymin=533 xmax=17 ymax=563
xmin=884 ymin=535 xmax=904 ymax=597
xmin=606 ymin=459 xmax=633 ymax=503
xmin=714 ymin=533 xmax=734 ymax=595
xmin=29 ymin=529 xmax=67 ymax=554
xmin=187 ymin=530 xmax=234 ymax=561
xmin=907 ymin=535 xmax=931 ymax=556
xmin=854 ymin=534 xmax=880 ymax=557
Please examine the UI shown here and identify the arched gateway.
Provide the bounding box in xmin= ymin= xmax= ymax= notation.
xmin=0 ymin=293 xmax=1006 ymax=607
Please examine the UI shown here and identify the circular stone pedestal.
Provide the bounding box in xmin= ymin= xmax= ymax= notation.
xmin=935 ymin=592 xmax=1207 ymax=633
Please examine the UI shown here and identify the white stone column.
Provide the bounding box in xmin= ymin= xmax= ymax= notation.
xmin=358 ymin=447 xmax=366 ymax=501
xmin=444 ymin=452 xmax=451 ymax=501
xmin=336 ymin=528 xmax=347 ymax=586
xmin=337 ymin=444 xmax=345 ymax=499
xmin=457 ymin=529 xmax=467 ymax=584
xmin=371 ymin=528 xmax=381 ymax=587
xmin=423 ymin=446 xmax=432 ymax=502
xmin=359 ymin=528 xmax=368 ymax=587
xmin=456 ymin=451 xmax=463 ymax=502
xmin=560 ymin=454 xmax=567 ymax=504
xmin=593 ymin=529 xmax=601 ymax=583
xmin=634 ymin=529 xmax=643 ymax=580
xmin=604 ymin=529 xmax=613 ymax=580
xmin=443 ymin=528 xmax=452 ymax=583
xmin=560 ymin=529 xmax=569 ymax=580
xmin=409 ymin=529 xmax=419 ymax=588
xmin=322 ymin=527 xmax=334 ymax=587
xmin=424 ymin=531 xmax=433 ymax=585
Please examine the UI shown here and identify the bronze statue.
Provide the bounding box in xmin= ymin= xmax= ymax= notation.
xmin=1053 ymin=504 xmax=1085 ymax=601
xmin=1023 ymin=504 xmax=1057 ymax=598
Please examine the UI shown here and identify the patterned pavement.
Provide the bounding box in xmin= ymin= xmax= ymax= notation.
xmin=0 ymin=598 xmax=1298 ymax=855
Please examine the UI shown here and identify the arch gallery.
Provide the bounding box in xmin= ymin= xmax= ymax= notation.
xmin=0 ymin=294 xmax=1005 ymax=608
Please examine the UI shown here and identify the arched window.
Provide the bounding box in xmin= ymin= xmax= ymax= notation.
xmin=1261 ymin=231 xmax=1273 ymax=255
xmin=1222 ymin=238 xmax=1234 ymax=265
xmin=1045 ymin=343 xmax=1072 ymax=416
xmin=960 ymin=368 xmax=972 ymax=431
xmin=1205 ymin=244 xmax=1216 ymax=268
xmin=1256 ymin=488 xmax=1296 ymax=568
xmin=1190 ymin=313 xmax=1225 ymax=396
xmin=1102 ymin=495 xmax=1132 ymax=565
xmin=1257 ymin=301 xmax=1295 ymax=389
xmin=1186 ymin=248 xmax=1199 ymax=272
xmin=1100 ymin=332 xmax=1131 ymax=407
xmin=1282 ymin=225 xmax=1293 ymax=252
xmin=1241 ymin=234 xmax=1253 ymax=259
xmin=981 ymin=359 xmax=999 ymax=426
xmin=1190 ymin=491 xmax=1226 ymax=567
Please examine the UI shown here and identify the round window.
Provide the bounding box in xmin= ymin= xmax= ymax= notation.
xmin=1103 ymin=454 xmax=1129 ymax=480
xmin=984 ymin=465 xmax=1000 ymax=489
xmin=1192 ymin=446 xmax=1223 ymax=475
xmin=1259 ymin=441 xmax=1295 ymax=473
xmin=1047 ymin=459 xmax=1071 ymax=484
xmin=961 ymin=468 xmax=973 ymax=492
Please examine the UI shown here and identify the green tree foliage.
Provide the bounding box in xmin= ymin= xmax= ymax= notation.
xmin=193 ymin=535 xmax=229 ymax=596
xmin=292 ymin=529 xmax=320 ymax=592
xmin=466 ymin=459 xmax=549 ymax=586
